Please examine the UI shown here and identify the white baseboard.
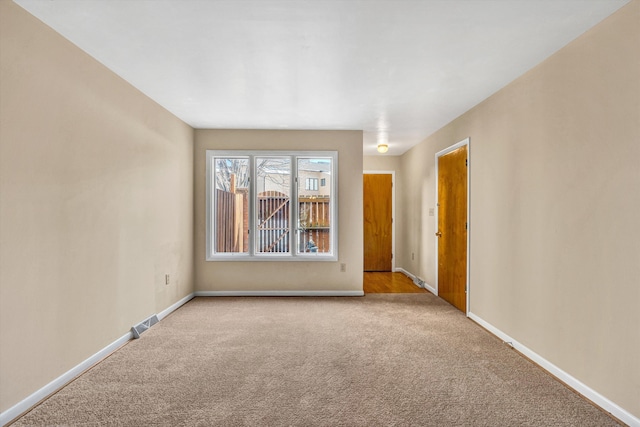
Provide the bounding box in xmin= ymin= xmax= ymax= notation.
xmin=0 ymin=293 xmax=195 ymax=427
xmin=195 ymin=290 xmax=364 ymax=297
xmin=157 ymin=293 xmax=195 ymax=321
xmin=468 ymin=312 xmax=639 ymax=427
xmin=394 ymin=268 xmax=436 ymax=294
xmin=0 ymin=332 xmax=130 ymax=426
xmin=422 ymin=283 xmax=436 ymax=294
xmin=395 ymin=267 xmax=415 ymax=280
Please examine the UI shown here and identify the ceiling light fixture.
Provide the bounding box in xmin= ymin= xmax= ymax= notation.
xmin=377 ymin=143 xmax=389 ymax=154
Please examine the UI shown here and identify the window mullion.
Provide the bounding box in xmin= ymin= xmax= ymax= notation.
xmin=291 ymin=155 xmax=298 ymax=257
xmin=249 ymin=155 xmax=256 ymax=256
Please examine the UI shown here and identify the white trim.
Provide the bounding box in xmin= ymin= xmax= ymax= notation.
xmin=0 ymin=294 xmax=195 ymax=427
xmin=157 ymin=293 xmax=195 ymax=321
xmin=434 ymin=138 xmax=471 ymax=315
xmin=468 ymin=312 xmax=639 ymax=427
xmin=395 ymin=267 xmax=415 ymax=280
xmin=423 ymin=283 xmax=436 ymax=294
xmin=395 ymin=267 xmax=436 ymax=294
xmin=194 ymin=290 xmax=364 ymax=297
xmin=204 ymin=151 xmax=215 ymax=264
xmin=363 ymin=170 xmax=396 ymax=271
xmin=0 ymin=333 xmax=131 ymax=426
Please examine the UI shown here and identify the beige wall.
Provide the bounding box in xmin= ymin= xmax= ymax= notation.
xmin=363 ymin=155 xmax=401 ymax=172
xmin=0 ymin=1 xmax=194 ymax=412
xmin=194 ymin=130 xmax=363 ymax=292
xmin=399 ymin=0 xmax=639 ymax=417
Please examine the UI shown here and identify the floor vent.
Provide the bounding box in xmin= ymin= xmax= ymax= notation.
xmin=413 ymin=278 xmax=426 ymax=288
xmin=131 ymin=314 xmax=159 ymax=339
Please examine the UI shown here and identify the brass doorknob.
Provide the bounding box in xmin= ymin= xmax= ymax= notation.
xmin=435 ymin=231 xmax=442 ymax=237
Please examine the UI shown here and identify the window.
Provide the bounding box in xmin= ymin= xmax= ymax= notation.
xmin=206 ymin=151 xmax=337 ymax=260
xmin=305 ymin=178 xmax=318 ymax=191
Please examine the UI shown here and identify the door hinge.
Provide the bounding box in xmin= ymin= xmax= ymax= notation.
xmin=465 ymin=158 xmax=468 ymax=167
xmin=465 ymin=222 xmax=468 ymax=230
xmin=391 ymin=253 xmax=393 ymax=259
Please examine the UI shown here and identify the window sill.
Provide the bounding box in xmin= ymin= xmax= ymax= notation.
xmin=206 ymin=253 xmax=338 ymax=262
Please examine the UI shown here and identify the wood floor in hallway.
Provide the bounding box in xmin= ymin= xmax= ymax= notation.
xmin=363 ymin=272 xmax=428 ymax=293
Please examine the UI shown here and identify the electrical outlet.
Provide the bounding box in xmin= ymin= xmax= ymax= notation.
xmin=340 ymin=263 xmax=346 ymax=272
xmin=165 ymin=274 xmax=170 ymax=285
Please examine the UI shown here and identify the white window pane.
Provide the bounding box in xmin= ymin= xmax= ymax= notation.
xmin=214 ymin=158 xmax=249 ymax=253
xmin=256 ymin=157 xmax=291 ymax=253
xmin=297 ymin=158 xmax=332 ymax=254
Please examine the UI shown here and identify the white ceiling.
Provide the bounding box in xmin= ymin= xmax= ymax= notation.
xmin=15 ymin=0 xmax=629 ymax=156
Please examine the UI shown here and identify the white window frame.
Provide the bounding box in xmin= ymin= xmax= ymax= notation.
xmin=206 ymin=150 xmax=338 ymax=261
xmin=305 ymin=177 xmax=319 ymax=191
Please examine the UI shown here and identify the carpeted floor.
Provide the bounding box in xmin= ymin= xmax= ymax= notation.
xmin=12 ymin=294 xmax=620 ymax=426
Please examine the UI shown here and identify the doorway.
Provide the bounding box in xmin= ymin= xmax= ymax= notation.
xmin=363 ymin=272 xmax=428 ymax=293
xmin=363 ymin=172 xmax=394 ymax=271
xmin=435 ymin=139 xmax=469 ymax=313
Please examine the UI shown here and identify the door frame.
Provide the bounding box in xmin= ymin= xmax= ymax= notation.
xmin=434 ymin=138 xmax=470 ymax=315
xmin=363 ymin=170 xmax=396 ymax=271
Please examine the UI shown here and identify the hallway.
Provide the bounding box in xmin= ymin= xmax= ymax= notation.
xmin=363 ymin=272 xmax=428 ymax=294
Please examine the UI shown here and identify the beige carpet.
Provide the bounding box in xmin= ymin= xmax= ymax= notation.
xmin=13 ymin=294 xmax=620 ymax=426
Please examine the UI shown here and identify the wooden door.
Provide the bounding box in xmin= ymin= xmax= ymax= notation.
xmin=437 ymin=145 xmax=467 ymax=312
xmin=363 ymin=174 xmax=392 ymax=271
